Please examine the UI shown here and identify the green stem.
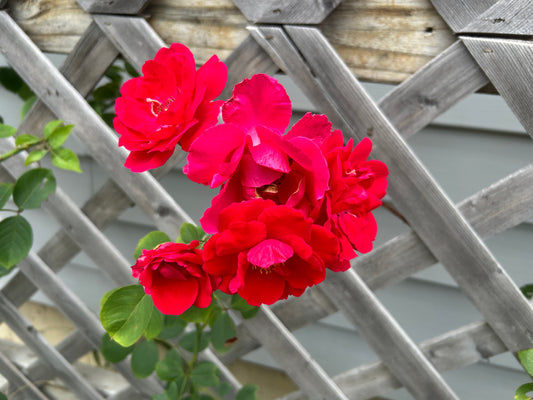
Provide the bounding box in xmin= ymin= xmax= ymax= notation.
xmin=0 ymin=140 xmax=47 ymax=163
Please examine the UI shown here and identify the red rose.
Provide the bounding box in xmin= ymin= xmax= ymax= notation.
xmin=315 ymin=136 xmax=388 ymax=265
xmin=114 ymin=43 xmax=227 ymax=172
xmin=184 ymin=76 xmax=329 ymax=233
xmin=132 ymin=241 xmax=212 ymax=315
xmin=203 ymin=199 xmax=340 ymax=306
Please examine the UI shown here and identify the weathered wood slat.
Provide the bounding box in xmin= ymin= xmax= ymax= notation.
xmin=460 ymin=0 xmax=533 ymax=35
xmin=377 ymin=40 xmax=489 ymax=138
xmin=357 ymin=163 xmax=533 ymax=291
xmin=283 ymin=25 xmax=533 ymax=354
xmin=237 ymin=306 xmax=350 ymax=400
xmin=92 ymin=14 xmax=165 ymax=71
xmin=429 ymin=0 xmax=498 ymax=31
xmin=232 ymin=0 xmax=341 ymax=23
xmin=18 ymin=21 xmax=119 ymax=136
xmin=462 ymin=36 xmax=533 ymax=138
xmin=221 ymin=35 xmax=279 ymax=100
xmin=0 ymin=11 xmax=193 ymax=239
xmin=0 ymin=351 xmax=50 ymax=400
xmin=323 ymin=269 xmax=460 ymax=399
xmin=282 ymin=316 xmax=511 ymax=400
xmin=6 ymin=0 xmax=456 ymax=85
xmin=77 ymin=0 xmax=148 ymax=14
xmin=12 ymin=252 xmax=164 ymax=397
xmin=0 ymin=293 xmax=105 ymax=400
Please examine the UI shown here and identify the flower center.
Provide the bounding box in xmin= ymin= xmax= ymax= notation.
xmin=149 ymin=96 xmax=175 ymax=116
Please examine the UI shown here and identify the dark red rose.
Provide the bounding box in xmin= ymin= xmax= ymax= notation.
xmin=132 ymin=241 xmax=212 ymax=315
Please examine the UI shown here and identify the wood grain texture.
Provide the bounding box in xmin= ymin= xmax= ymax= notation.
xmin=462 ymin=36 xmax=533 ymax=138
xmin=429 ymin=0 xmax=498 ymax=31
xmin=77 ymin=0 xmax=148 ymax=14
xmin=0 ymin=351 xmax=50 ymax=400
xmin=233 ymin=0 xmax=341 ymax=23
xmin=283 ymin=25 xmax=533 ymax=355
xmin=282 ymin=317 xmax=511 ymax=400
xmin=5 ymin=0 xmax=456 ymax=85
xmin=236 ymin=306 xmax=350 ymax=400
xmin=93 ymin=14 xmax=165 ymax=70
xmin=0 ymin=293 xmax=105 ymax=400
xmin=322 ymin=269 xmax=460 ymax=400
xmin=460 ymin=0 xmax=533 ymax=35
xmin=377 ymin=40 xmax=489 ymax=138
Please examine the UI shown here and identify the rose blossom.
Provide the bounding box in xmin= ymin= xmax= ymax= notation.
xmin=132 ymin=241 xmax=212 ymax=315
xmin=184 ymin=74 xmax=329 ymax=232
xmin=203 ymin=199 xmax=341 ymax=306
xmin=316 ymin=135 xmax=389 ymax=265
xmin=114 ymin=43 xmax=227 ymax=172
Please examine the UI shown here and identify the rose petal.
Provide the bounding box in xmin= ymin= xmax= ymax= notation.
xmin=247 ymin=239 xmax=294 ymax=268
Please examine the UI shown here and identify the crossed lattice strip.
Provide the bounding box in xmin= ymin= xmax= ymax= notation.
xmin=0 ymin=0 xmax=531 ymax=399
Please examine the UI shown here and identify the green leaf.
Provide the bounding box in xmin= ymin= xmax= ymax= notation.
xmin=180 ymin=304 xmax=213 ymax=324
xmin=0 ymin=183 xmax=14 ymax=209
xmin=100 ymin=284 xmax=153 ymax=347
xmin=157 ymin=315 xmax=186 ymax=339
xmin=47 ymin=124 xmax=74 ymax=149
xmin=515 ymin=383 xmax=533 ymax=400
xmin=155 ymin=348 xmax=184 ymax=381
xmin=215 ymin=380 xmax=232 ymax=397
xmin=210 ymin=312 xmax=236 ymax=353
xmin=0 ymin=215 xmax=33 ymax=269
xmin=178 ymin=331 xmax=210 ymax=353
xmin=93 ymin=82 xmax=120 ymax=102
xmin=0 ymin=67 xmax=23 ymax=93
xmin=124 ymin=61 xmax=140 ymax=78
xmin=145 ymin=305 xmax=163 ymax=340
xmin=43 ymin=120 xmax=64 ymax=138
xmin=236 ymin=384 xmax=258 ymax=400
xmin=0 ymin=123 xmax=16 ymax=138
xmin=520 ymin=284 xmax=533 ymax=300
xmin=15 ymin=134 xmax=40 ymax=147
xmin=100 ymin=286 xmax=122 ymax=310
xmin=50 ymin=147 xmax=82 ymax=172
xmin=179 ymin=223 xmax=205 ymax=244
xmin=518 ymin=348 xmax=533 ymax=376
xmin=133 ymin=231 xmax=171 ymax=260
xmin=190 ymin=361 xmax=219 ymax=387
xmin=100 ymin=332 xmax=134 ymax=363
xmin=25 ymin=149 xmax=48 ymax=166
xmin=152 ymin=381 xmax=179 ymax=400
xmin=104 ymin=65 xmax=123 ymax=82
xmin=231 ymin=294 xmax=260 ymax=319
xmin=13 ymin=168 xmax=56 ymax=210
xmin=20 ymin=95 xmax=37 ymax=120
xmin=0 ymin=391 xmax=7 ymax=400
xmin=131 ymin=340 xmax=159 ymax=378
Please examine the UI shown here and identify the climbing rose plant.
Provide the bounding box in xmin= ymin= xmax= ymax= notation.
xmin=100 ymin=43 xmax=388 ymax=400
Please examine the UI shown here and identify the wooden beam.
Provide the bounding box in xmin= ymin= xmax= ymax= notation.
xmin=232 ymin=0 xmax=341 ymax=23
xmin=6 ymin=0 xmax=456 ymax=85
xmin=283 ymin=25 xmax=533 ymax=356
xmin=462 ymin=36 xmax=533 ymax=138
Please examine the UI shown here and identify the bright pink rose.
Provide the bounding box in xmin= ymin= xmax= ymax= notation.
xmin=315 ymin=136 xmax=388 ymax=266
xmin=184 ymin=75 xmax=329 ymax=232
xmin=203 ymin=199 xmax=340 ymax=306
xmin=114 ymin=43 xmax=227 ymax=172
xmin=132 ymin=241 xmax=213 ymax=315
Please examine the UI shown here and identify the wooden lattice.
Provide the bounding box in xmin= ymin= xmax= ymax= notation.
xmin=0 ymin=0 xmax=532 ymax=399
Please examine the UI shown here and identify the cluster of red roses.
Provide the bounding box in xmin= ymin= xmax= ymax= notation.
xmin=115 ymin=44 xmax=388 ymax=315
